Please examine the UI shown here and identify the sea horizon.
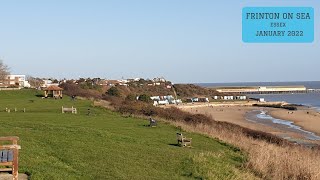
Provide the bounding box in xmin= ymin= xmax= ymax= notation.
xmin=196 ymin=80 xmax=320 ymax=89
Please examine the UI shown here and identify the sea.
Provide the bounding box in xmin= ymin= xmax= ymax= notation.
xmin=197 ymin=81 xmax=320 ymax=144
xmin=198 ymin=81 xmax=320 ymax=110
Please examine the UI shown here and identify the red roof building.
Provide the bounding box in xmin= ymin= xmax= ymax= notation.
xmin=44 ymin=86 xmax=63 ymax=98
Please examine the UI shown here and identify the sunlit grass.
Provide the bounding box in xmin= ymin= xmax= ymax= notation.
xmin=0 ymin=89 xmax=254 ymax=179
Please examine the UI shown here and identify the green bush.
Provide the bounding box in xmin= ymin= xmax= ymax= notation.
xmin=125 ymin=94 xmax=137 ymax=101
xmin=107 ymin=87 xmax=121 ymax=97
xmin=138 ymin=94 xmax=151 ymax=102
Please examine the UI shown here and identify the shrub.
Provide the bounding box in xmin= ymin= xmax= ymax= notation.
xmin=184 ymin=114 xmax=213 ymax=125
xmin=105 ymin=93 xmax=288 ymax=145
xmin=125 ymin=94 xmax=137 ymax=101
xmin=141 ymin=105 xmax=157 ymax=116
xmin=8 ymin=84 xmax=19 ymax=88
xmin=107 ymin=87 xmax=121 ymax=97
xmin=59 ymin=83 xmax=102 ymax=99
xmin=138 ymin=94 xmax=151 ymax=102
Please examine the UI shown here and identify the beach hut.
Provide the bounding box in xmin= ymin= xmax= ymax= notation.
xmin=235 ymin=96 xmax=247 ymax=100
xmin=223 ymin=96 xmax=234 ymax=100
xmin=158 ymin=100 xmax=169 ymax=105
xmin=192 ymin=98 xmax=199 ymax=102
xmin=198 ymin=97 xmax=209 ymax=102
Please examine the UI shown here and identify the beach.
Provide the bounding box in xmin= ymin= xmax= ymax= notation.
xmin=177 ymin=102 xmax=320 ymax=144
xmin=269 ymin=107 xmax=320 ymax=136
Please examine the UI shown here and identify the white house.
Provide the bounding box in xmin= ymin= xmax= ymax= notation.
xmin=153 ymin=77 xmax=166 ymax=83
xmin=41 ymin=79 xmax=59 ymax=88
xmin=0 ymin=75 xmax=31 ymax=88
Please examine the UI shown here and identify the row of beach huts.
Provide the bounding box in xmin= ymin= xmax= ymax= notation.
xmin=150 ymin=95 xmax=182 ymax=106
xmin=187 ymin=95 xmax=247 ymax=102
xmin=151 ymin=95 xmax=248 ymax=106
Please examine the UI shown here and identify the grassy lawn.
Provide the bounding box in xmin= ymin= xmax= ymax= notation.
xmin=0 ymin=89 xmax=255 ymax=179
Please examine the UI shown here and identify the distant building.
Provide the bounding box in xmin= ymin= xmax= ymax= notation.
xmin=42 ymin=79 xmax=51 ymax=87
xmin=153 ymin=77 xmax=166 ymax=83
xmin=41 ymin=79 xmax=59 ymax=88
xmin=105 ymin=80 xmax=120 ymax=86
xmin=0 ymin=75 xmax=30 ymax=88
xmin=119 ymin=83 xmax=128 ymax=86
xmin=119 ymin=79 xmax=128 ymax=84
xmin=126 ymin=79 xmax=135 ymax=83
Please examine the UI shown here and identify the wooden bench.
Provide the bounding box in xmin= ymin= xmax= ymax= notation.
xmin=149 ymin=118 xmax=157 ymax=127
xmin=177 ymin=133 xmax=192 ymax=147
xmin=0 ymin=136 xmax=21 ymax=180
xmin=62 ymin=106 xmax=77 ymax=114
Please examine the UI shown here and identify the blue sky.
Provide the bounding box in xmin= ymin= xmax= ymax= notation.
xmin=0 ymin=0 xmax=319 ymax=83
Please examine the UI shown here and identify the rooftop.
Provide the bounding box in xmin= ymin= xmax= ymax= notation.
xmin=44 ymin=86 xmax=63 ymax=91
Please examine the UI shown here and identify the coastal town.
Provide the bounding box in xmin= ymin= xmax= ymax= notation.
xmin=1 ymin=74 xmax=314 ymax=104
xmin=1 ymin=63 xmax=320 ymax=180
xmin=1 ymin=71 xmax=320 ymax=141
xmin=1 ymin=1 xmax=319 ymax=179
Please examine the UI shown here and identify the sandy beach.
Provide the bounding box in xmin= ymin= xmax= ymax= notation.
xmin=269 ymin=108 xmax=320 ymax=136
xmin=180 ymin=105 xmax=289 ymax=135
xmin=177 ymin=102 xmax=320 ymax=143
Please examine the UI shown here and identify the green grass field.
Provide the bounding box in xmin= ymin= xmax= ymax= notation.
xmin=0 ymin=89 xmax=255 ymax=179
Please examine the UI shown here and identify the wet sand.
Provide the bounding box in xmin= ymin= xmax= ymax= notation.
xmin=269 ymin=108 xmax=320 ymax=137
xmin=178 ymin=103 xmax=320 ymax=144
xmin=184 ymin=106 xmax=268 ymax=131
xmin=247 ymin=110 xmax=320 ymax=141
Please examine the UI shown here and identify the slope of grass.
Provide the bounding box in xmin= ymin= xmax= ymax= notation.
xmin=0 ymin=89 xmax=256 ymax=179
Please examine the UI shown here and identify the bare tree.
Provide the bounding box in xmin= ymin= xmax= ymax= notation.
xmin=0 ymin=60 xmax=9 ymax=82
xmin=26 ymin=75 xmax=44 ymax=88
